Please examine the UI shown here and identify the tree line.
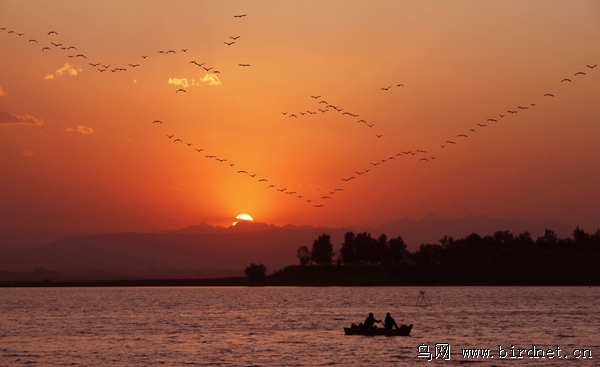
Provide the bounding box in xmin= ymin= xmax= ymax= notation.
xmin=293 ymin=226 xmax=600 ymax=285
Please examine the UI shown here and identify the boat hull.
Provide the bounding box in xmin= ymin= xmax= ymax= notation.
xmin=344 ymin=324 xmax=413 ymax=336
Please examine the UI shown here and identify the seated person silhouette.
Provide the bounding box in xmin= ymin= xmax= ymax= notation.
xmin=384 ymin=312 xmax=399 ymax=330
xmin=363 ymin=312 xmax=381 ymax=329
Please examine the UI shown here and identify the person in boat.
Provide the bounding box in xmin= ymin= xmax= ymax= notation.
xmin=363 ymin=312 xmax=381 ymax=329
xmin=384 ymin=312 xmax=399 ymax=330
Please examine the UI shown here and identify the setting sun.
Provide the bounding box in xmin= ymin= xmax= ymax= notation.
xmin=233 ymin=214 xmax=254 ymax=226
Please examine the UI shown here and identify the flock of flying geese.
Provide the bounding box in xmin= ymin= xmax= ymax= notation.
xmin=2 ymin=23 xmax=596 ymax=209
xmin=152 ymin=63 xmax=595 ymax=208
xmin=282 ymin=92 xmax=396 ymax=139
xmin=1 ymin=14 xmax=250 ymax=88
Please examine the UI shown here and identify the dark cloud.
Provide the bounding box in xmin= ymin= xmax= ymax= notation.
xmin=0 ymin=110 xmax=44 ymax=126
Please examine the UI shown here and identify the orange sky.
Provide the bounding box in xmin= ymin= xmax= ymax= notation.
xmin=1 ymin=1 xmax=599 ymax=232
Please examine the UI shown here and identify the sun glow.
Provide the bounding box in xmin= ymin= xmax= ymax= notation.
xmin=232 ymin=213 xmax=254 ymax=226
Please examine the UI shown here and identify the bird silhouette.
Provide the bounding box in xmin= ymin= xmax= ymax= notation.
xmin=181 ymin=49 xmax=188 ymax=52
xmin=141 ymin=55 xmax=148 ymax=59
xmin=499 ymin=114 xmax=506 ymax=117
xmin=268 ymin=185 xmax=275 ymax=188
xmin=173 ymin=139 xmax=182 ymax=142
xmin=234 ymin=14 xmax=247 ymax=18
xmin=381 ymin=86 xmax=391 ymax=90
xmin=311 ymin=95 xmax=321 ymax=99
xmin=28 ymin=39 xmax=37 ymax=42
xmin=543 ymin=94 xmax=554 ymax=97
xmin=128 ymin=64 xmax=140 ymax=67
xmin=206 ymin=155 xmax=216 ymax=158
xmin=258 ymin=179 xmax=268 ymax=182
xmin=186 ymin=143 xmax=193 ymax=147
xmin=216 ymin=159 xmax=227 ymax=162
xmin=397 ymin=84 xmax=404 ymax=87
xmin=238 ymin=170 xmax=248 ymax=174
xmin=574 ymin=72 xmax=586 ymax=76
xmin=175 ymin=89 xmax=186 ymax=93
xmin=561 ymin=78 xmax=571 ymax=82
xmin=195 ymin=148 xmax=204 ymax=152
xmin=230 ymin=36 xmax=241 ymax=40
xmin=166 ymin=134 xmax=174 ymax=138
xmin=152 ymin=120 xmax=162 ymax=124
xmin=376 ymin=135 xmax=383 ymax=138
xmin=313 ymin=205 xmax=323 ymax=208
xmin=238 ymin=64 xmax=250 ymax=67
xmin=586 ymin=64 xmax=597 ymax=69
xmin=76 ymin=54 xmax=86 ymax=58
xmin=224 ymin=41 xmax=235 ymax=46
xmin=47 ymin=31 xmax=58 ymax=35
xmin=487 ymin=119 xmax=497 ymax=122
xmin=42 ymin=47 xmax=51 ymax=51
xmin=89 ymin=63 xmax=100 ymax=67
xmin=468 ymin=129 xmax=476 ymax=133
xmin=457 ymin=134 xmax=468 ymax=137
xmin=477 ymin=123 xmax=487 ymax=127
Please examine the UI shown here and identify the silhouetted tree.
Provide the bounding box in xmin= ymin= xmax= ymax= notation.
xmin=340 ymin=231 xmax=357 ymax=265
xmin=311 ymin=233 xmax=334 ymax=265
xmin=245 ymin=263 xmax=267 ymax=282
xmin=536 ymin=229 xmax=558 ymax=248
xmin=388 ymin=235 xmax=408 ymax=265
xmin=297 ymin=246 xmax=311 ymax=266
xmin=354 ymin=232 xmax=376 ymax=264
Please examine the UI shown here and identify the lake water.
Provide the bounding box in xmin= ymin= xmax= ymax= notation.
xmin=0 ymin=287 xmax=598 ymax=366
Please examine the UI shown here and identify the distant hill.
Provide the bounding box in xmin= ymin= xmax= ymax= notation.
xmin=0 ymin=215 xmax=581 ymax=281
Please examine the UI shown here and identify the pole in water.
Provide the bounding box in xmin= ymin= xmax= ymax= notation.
xmin=416 ymin=289 xmax=432 ymax=306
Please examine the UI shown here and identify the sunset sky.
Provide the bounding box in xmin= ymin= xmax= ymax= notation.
xmin=1 ymin=1 xmax=599 ymax=233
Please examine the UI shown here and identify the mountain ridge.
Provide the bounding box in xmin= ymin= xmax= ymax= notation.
xmin=0 ymin=214 xmax=580 ymax=281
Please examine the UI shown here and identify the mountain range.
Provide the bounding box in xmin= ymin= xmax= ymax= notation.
xmin=0 ymin=214 xmax=578 ymax=281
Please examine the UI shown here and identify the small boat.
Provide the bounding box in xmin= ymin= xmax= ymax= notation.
xmin=344 ymin=324 xmax=413 ymax=336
